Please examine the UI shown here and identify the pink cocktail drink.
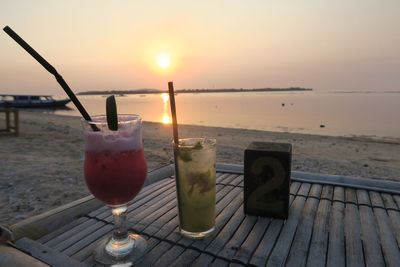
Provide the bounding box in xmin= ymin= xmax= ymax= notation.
xmin=84 ymin=148 xmax=147 ymax=206
xmin=82 ymin=114 xmax=147 ymax=264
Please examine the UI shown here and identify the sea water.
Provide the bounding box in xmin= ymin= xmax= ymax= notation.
xmin=52 ymin=91 xmax=400 ymax=141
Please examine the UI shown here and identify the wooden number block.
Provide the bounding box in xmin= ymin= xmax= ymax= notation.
xmin=244 ymin=142 xmax=292 ymax=219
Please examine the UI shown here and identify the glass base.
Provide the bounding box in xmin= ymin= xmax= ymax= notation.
xmin=179 ymin=226 xmax=215 ymax=240
xmin=93 ymin=233 xmax=147 ymax=266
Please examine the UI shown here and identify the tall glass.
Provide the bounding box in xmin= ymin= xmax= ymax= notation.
xmin=173 ymin=138 xmax=216 ymax=239
xmin=82 ymin=115 xmax=147 ymax=265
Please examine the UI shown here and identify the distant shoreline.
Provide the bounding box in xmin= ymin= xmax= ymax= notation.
xmin=77 ymin=87 xmax=312 ymax=96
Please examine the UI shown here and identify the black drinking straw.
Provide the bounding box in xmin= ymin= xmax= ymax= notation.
xmin=168 ymin=81 xmax=183 ymax=219
xmin=3 ymin=26 xmax=97 ymax=129
xmin=168 ymin=81 xmax=179 ymax=144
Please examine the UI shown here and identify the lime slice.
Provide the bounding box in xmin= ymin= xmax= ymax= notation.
xmin=106 ymin=95 xmax=118 ymax=131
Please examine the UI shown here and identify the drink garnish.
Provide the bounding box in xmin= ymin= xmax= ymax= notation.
xmin=187 ymin=170 xmax=213 ymax=195
xmin=106 ymin=95 xmax=118 ymax=131
xmin=193 ymin=141 xmax=203 ymax=150
xmin=178 ymin=141 xmax=202 ymax=162
xmin=179 ymin=149 xmax=192 ymax=162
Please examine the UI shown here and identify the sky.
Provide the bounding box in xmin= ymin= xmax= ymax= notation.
xmin=0 ymin=1 xmax=399 ymax=95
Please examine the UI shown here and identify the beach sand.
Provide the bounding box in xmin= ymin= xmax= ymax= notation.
xmin=1 ymin=110 xmax=399 ymax=226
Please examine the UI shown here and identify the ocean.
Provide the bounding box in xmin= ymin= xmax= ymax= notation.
xmin=51 ymin=91 xmax=400 ymax=141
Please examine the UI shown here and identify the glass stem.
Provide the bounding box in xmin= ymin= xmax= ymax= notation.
xmin=112 ymin=206 xmax=128 ymax=242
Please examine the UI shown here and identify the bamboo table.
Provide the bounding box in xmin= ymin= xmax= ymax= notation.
xmin=8 ymin=164 xmax=400 ymax=266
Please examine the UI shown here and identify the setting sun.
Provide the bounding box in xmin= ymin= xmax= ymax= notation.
xmin=156 ymin=53 xmax=170 ymax=68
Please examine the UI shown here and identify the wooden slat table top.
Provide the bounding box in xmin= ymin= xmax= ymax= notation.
xmin=19 ymin=166 xmax=400 ymax=266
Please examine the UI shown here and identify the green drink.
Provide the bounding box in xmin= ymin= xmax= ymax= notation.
xmin=173 ymin=138 xmax=216 ymax=239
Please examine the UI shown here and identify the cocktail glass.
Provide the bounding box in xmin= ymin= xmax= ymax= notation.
xmin=173 ymin=138 xmax=216 ymax=239
xmin=82 ymin=114 xmax=147 ymax=265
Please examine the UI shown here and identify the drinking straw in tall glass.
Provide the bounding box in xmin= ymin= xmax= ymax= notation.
xmin=82 ymin=115 xmax=147 ymax=264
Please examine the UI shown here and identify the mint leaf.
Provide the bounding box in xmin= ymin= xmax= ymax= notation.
xmin=179 ymin=149 xmax=192 ymax=162
xmin=192 ymin=141 xmax=203 ymax=150
xmin=106 ymin=95 xmax=118 ymax=131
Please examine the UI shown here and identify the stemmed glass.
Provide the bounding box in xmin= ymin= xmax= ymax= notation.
xmin=82 ymin=114 xmax=147 ymax=265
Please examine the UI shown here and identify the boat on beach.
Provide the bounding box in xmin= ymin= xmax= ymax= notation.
xmin=0 ymin=95 xmax=71 ymax=108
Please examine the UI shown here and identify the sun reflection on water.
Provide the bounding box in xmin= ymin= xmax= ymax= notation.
xmin=161 ymin=93 xmax=171 ymax=125
xmin=161 ymin=93 xmax=169 ymax=103
xmin=162 ymin=114 xmax=171 ymax=124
